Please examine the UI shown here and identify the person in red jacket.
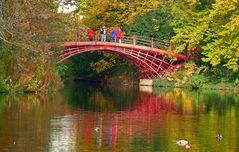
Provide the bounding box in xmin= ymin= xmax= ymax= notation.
xmin=88 ymin=28 xmax=94 ymax=41
xmin=116 ymin=28 xmax=122 ymax=43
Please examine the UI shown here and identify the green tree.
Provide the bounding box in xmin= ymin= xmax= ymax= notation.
xmin=164 ymin=0 xmax=238 ymax=72
xmin=202 ymin=0 xmax=239 ymax=72
xmin=126 ymin=8 xmax=174 ymax=41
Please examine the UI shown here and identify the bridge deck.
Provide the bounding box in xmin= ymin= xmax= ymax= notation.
xmin=64 ymin=41 xmax=186 ymax=61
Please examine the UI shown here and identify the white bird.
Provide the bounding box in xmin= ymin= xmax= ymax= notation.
xmin=216 ymin=134 xmax=223 ymax=141
xmin=176 ymin=139 xmax=189 ymax=147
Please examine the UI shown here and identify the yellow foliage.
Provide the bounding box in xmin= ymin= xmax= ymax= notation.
xmin=78 ymin=0 xmax=160 ymax=30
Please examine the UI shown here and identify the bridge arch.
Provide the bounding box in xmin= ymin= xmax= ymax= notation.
xmin=60 ymin=41 xmax=186 ymax=79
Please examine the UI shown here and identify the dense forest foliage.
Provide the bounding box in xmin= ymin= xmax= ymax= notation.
xmin=0 ymin=0 xmax=238 ymax=92
xmin=0 ymin=0 xmax=74 ymax=92
xmin=77 ymin=0 xmax=238 ymax=71
xmin=73 ymin=0 xmax=238 ymax=86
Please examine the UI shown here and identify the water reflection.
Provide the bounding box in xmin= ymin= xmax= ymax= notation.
xmin=49 ymin=115 xmax=77 ymax=152
xmin=61 ymin=81 xmax=140 ymax=111
xmin=0 ymin=94 xmax=61 ymax=152
xmin=0 ymin=84 xmax=238 ymax=151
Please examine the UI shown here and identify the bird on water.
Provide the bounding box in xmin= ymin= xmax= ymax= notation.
xmin=216 ymin=133 xmax=223 ymax=141
xmin=176 ymin=139 xmax=191 ymax=150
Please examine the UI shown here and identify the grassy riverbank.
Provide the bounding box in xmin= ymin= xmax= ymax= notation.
xmin=153 ymin=75 xmax=239 ymax=91
xmin=152 ymin=61 xmax=239 ymax=91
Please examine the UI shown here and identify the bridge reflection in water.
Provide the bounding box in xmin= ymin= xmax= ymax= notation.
xmin=50 ymin=84 xmax=179 ymax=152
xmin=0 ymin=84 xmax=238 ymax=151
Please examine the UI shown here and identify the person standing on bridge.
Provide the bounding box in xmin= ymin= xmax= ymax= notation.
xmin=116 ymin=28 xmax=122 ymax=43
xmin=110 ymin=29 xmax=116 ymax=42
xmin=88 ymin=28 xmax=94 ymax=41
xmin=100 ymin=26 xmax=107 ymax=42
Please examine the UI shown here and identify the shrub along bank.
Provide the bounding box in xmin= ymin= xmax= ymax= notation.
xmin=153 ymin=62 xmax=239 ymax=91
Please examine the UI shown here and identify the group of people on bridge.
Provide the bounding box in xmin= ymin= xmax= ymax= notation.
xmin=88 ymin=26 xmax=123 ymax=43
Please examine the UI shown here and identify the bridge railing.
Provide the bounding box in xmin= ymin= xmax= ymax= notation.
xmin=94 ymin=33 xmax=172 ymax=50
xmin=121 ymin=35 xmax=170 ymax=50
xmin=91 ymin=33 xmax=172 ymax=50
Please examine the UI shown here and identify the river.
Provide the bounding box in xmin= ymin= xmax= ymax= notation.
xmin=0 ymin=82 xmax=238 ymax=152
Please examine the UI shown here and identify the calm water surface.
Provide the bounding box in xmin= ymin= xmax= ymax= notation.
xmin=0 ymin=82 xmax=238 ymax=152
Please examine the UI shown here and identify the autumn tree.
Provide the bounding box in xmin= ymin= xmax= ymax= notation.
xmin=76 ymin=0 xmax=160 ymax=30
xmin=0 ymin=0 xmax=70 ymax=91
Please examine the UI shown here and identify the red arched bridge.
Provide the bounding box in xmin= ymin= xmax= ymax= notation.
xmin=60 ymin=35 xmax=187 ymax=79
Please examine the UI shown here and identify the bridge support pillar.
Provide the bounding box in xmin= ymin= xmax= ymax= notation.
xmin=139 ymin=79 xmax=153 ymax=93
xmin=139 ymin=79 xmax=153 ymax=86
xmin=139 ymin=85 xmax=152 ymax=93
